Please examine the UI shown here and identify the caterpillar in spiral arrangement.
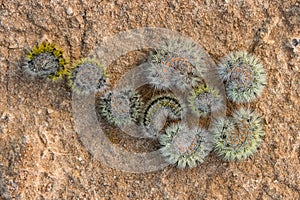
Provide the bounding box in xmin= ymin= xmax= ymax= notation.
xmin=142 ymin=94 xmax=183 ymax=138
xmin=147 ymin=39 xmax=204 ymax=91
xmin=188 ymin=84 xmax=223 ymax=117
xmin=159 ymin=123 xmax=213 ymax=168
xmin=211 ymin=108 xmax=264 ymax=161
xmin=23 ymin=42 xmax=67 ymax=80
xmin=217 ymin=51 xmax=266 ymax=103
xmin=67 ymin=59 xmax=109 ymax=94
xmin=98 ymin=87 xmax=143 ymax=127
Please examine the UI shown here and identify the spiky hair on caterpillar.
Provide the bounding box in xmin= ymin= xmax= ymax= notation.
xmin=67 ymin=59 xmax=109 ymax=95
xmin=23 ymin=42 xmax=68 ymax=80
xmin=217 ymin=51 xmax=266 ymax=103
xmin=147 ymin=39 xmax=204 ymax=91
xmin=188 ymin=84 xmax=223 ymax=117
xmin=159 ymin=123 xmax=213 ymax=169
xmin=142 ymin=94 xmax=183 ymax=138
xmin=98 ymin=87 xmax=143 ymax=127
xmin=147 ymin=63 xmax=175 ymax=90
xmin=211 ymin=108 xmax=264 ymax=161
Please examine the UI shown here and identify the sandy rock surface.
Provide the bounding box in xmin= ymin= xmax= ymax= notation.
xmin=0 ymin=0 xmax=299 ymax=199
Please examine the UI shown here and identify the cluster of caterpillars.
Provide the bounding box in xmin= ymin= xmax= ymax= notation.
xmin=23 ymin=41 xmax=266 ymax=168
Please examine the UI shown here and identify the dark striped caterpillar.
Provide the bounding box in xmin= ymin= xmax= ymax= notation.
xmin=142 ymin=94 xmax=182 ymax=137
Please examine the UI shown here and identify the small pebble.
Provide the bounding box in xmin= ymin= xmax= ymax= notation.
xmin=67 ymin=7 xmax=73 ymax=15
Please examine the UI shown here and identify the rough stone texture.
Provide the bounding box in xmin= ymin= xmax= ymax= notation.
xmin=0 ymin=0 xmax=299 ymax=199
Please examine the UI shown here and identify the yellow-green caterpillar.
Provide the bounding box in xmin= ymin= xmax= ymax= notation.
xmin=188 ymin=84 xmax=222 ymax=117
xmin=23 ymin=42 xmax=67 ymax=80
